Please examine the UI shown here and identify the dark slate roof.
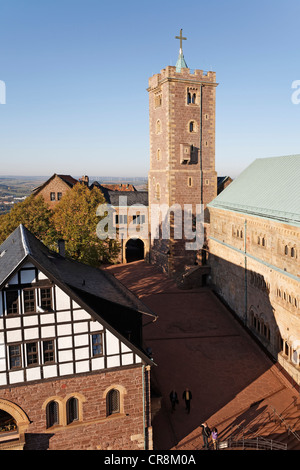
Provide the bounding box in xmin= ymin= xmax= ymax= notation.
xmin=0 ymin=225 xmax=156 ymax=363
xmin=100 ymin=189 xmax=148 ymax=207
xmin=217 ymin=176 xmax=231 ymax=186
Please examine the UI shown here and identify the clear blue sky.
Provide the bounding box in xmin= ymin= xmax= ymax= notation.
xmin=1 ymin=0 xmax=300 ymax=178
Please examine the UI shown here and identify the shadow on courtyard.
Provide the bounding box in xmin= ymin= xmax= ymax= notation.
xmin=106 ymin=259 xmax=298 ymax=450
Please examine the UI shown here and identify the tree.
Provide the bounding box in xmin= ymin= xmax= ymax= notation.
xmin=53 ymin=183 xmax=120 ymax=266
xmin=0 ymin=195 xmax=57 ymax=246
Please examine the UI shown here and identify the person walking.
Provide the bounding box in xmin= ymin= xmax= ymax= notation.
xmin=182 ymin=388 xmax=192 ymax=414
xmin=211 ymin=427 xmax=218 ymax=450
xmin=201 ymin=422 xmax=211 ymax=449
xmin=169 ymin=390 xmax=178 ymax=412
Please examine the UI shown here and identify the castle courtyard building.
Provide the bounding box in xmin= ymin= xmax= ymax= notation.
xmin=208 ymin=154 xmax=300 ymax=384
xmin=0 ymin=225 xmax=154 ymax=449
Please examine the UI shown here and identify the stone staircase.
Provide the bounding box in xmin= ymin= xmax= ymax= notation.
xmin=175 ymin=264 xmax=211 ymax=289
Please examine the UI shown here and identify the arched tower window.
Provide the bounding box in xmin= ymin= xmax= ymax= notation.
xmin=155 ymin=183 xmax=161 ymax=200
xmin=156 ymin=120 xmax=161 ymax=134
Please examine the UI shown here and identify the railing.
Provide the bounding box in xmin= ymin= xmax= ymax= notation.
xmin=219 ymin=436 xmax=287 ymax=451
xmin=270 ymin=406 xmax=300 ymax=443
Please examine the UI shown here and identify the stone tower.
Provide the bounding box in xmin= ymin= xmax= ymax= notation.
xmin=148 ymin=30 xmax=218 ymax=276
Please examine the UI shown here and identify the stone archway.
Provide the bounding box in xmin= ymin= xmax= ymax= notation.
xmin=0 ymin=399 xmax=30 ymax=449
xmin=125 ymin=238 xmax=144 ymax=263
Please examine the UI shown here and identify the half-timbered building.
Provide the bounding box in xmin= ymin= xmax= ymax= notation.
xmin=0 ymin=225 xmax=155 ymax=450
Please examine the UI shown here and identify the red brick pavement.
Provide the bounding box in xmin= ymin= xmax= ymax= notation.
xmin=105 ymin=261 xmax=300 ymax=451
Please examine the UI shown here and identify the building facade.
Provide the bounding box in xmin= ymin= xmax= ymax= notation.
xmin=0 ymin=225 xmax=154 ymax=449
xmin=208 ymin=155 xmax=300 ymax=385
xmin=32 ymin=174 xmax=78 ymax=207
xmin=148 ymin=32 xmax=218 ymax=276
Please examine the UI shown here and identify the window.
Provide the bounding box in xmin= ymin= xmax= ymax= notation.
xmin=57 ymin=192 xmax=62 ymax=200
xmin=46 ymin=401 xmax=59 ymax=428
xmin=156 ymin=148 xmax=161 ymax=161
xmin=9 ymin=345 xmax=22 ymax=369
xmin=107 ymin=389 xmax=120 ymax=416
xmin=189 ymin=121 xmax=194 ymax=132
xmin=26 ymin=342 xmax=38 ymax=366
xmin=40 ymin=288 xmax=52 ymax=310
xmin=43 ymin=340 xmax=55 ymax=363
xmin=67 ymin=397 xmax=79 ymax=424
xmin=6 ymin=290 xmax=19 ymax=315
xmin=91 ymin=333 xmax=103 ymax=357
xmin=23 ymin=289 xmax=35 ymax=313
xmin=188 ymin=177 xmax=192 ymax=187
xmin=50 ymin=192 xmax=55 ymax=201
xmin=187 ymin=88 xmax=198 ymax=105
xmin=156 ymin=120 xmax=161 ymax=134
xmin=154 ymin=93 xmax=162 ymax=108
xmin=114 ymin=214 xmax=128 ymax=225
xmin=155 ymin=183 xmax=161 ymax=200
xmin=132 ymin=214 xmax=146 ymax=225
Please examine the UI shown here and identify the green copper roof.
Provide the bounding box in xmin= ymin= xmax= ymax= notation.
xmin=176 ymin=50 xmax=188 ymax=72
xmin=208 ymin=154 xmax=300 ymax=226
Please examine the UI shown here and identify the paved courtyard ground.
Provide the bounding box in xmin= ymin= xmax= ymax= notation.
xmin=106 ymin=261 xmax=300 ymax=451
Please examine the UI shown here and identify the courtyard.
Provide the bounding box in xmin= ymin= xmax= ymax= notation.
xmin=106 ymin=260 xmax=300 ymax=451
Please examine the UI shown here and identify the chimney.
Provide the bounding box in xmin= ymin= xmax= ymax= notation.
xmin=79 ymin=175 xmax=89 ymax=185
xmin=58 ymin=239 xmax=65 ymax=257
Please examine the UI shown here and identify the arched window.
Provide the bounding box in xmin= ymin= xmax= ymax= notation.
xmin=66 ymin=397 xmax=79 ymax=425
xmin=46 ymin=401 xmax=59 ymax=428
xmin=156 ymin=120 xmax=161 ymax=134
xmin=189 ymin=121 xmax=194 ymax=132
xmin=192 ymin=93 xmax=196 ymax=104
xmin=187 ymin=92 xmax=191 ymax=104
xmin=107 ymin=389 xmax=120 ymax=416
xmin=291 ymin=247 xmax=295 ymax=258
xmin=285 ymin=245 xmax=288 ymax=255
xmin=155 ymin=183 xmax=161 ymax=200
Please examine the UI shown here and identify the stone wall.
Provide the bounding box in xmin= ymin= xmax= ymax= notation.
xmin=208 ymin=206 xmax=300 ymax=384
xmin=0 ymin=365 xmax=151 ymax=450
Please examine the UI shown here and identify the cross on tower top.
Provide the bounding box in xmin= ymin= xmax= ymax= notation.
xmin=175 ymin=29 xmax=187 ymax=51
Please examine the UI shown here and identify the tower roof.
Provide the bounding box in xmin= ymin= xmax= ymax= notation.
xmin=176 ymin=51 xmax=188 ymax=72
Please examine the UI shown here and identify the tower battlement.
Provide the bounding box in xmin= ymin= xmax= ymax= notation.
xmin=148 ymin=66 xmax=216 ymax=90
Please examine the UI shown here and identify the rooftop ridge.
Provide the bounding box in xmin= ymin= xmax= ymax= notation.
xmin=20 ymin=224 xmax=31 ymax=256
